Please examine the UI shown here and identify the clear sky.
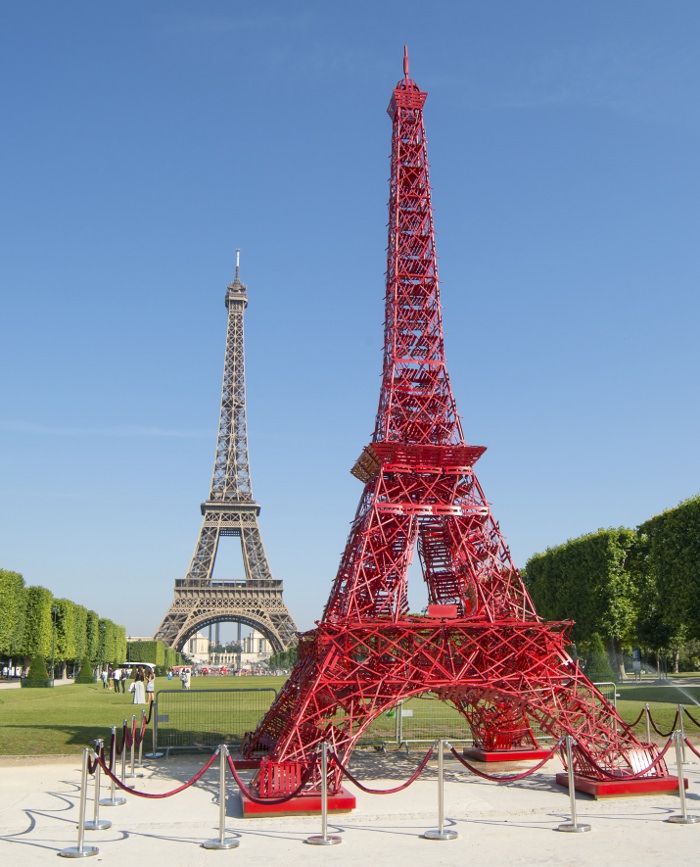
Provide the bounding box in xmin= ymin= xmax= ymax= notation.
xmin=1 ymin=2 xmax=698 ymax=641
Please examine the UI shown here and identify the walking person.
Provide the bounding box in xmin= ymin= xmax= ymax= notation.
xmin=146 ymin=669 xmax=155 ymax=705
xmin=113 ymin=667 xmax=122 ymax=693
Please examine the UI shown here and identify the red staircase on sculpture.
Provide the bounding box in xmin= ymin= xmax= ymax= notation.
xmin=242 ymin=49 xmax=677 ymax=810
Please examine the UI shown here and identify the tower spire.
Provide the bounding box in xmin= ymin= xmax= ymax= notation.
xmin=154 ymin=255 xmax=297 ymax=654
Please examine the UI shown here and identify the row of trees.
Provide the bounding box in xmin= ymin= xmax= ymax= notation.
xmin=269 ymin=646 xmax=298 ymax=670
xmin=524 ymin=494 xmax=700 ymax=676
xmin=127 ymin=639 xmax=184 ymax=673
xmin=0 ymin=568 xmax=126 ymax=674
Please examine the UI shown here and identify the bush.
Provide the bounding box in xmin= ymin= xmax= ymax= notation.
xmin=21 ymin=653 xmax=51 ymax=688
xmin=75 ymin=656 xmax=96 ymax=684
xmin=581 ymin=633 xmax=616 ymax=682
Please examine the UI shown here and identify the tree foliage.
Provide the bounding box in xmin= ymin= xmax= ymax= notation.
xmin=525 ymin=528 xmax=638 ymax=650
xmin=127 ymin=639 xmax=165 ymax=666
xmin=634 ymin=495 xmax=700 ymax=641
xmin=21 ymin=586 xmax=54 ymax=659
xmin=0 ymin=569 xmax=26 ymax=656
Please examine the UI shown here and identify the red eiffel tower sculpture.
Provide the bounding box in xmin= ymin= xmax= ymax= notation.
xmin=243 ymin=49 xmax=676 ymax=810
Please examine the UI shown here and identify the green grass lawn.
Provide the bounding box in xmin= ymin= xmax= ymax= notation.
xmin=1 ymin=675 xmax=698 ymax=757
xmin=0 ymin=676 xmax=286 ymax=757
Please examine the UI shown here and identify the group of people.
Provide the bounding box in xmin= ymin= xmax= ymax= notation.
xmin=100 ymin=665 xmax=155 ymax=705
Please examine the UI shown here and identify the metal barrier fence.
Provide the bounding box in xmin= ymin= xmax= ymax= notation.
xmin=594 ymin=681 xmax=618 ymax=708
xmin=357 ymin=683 xmax=619 ymax=749
xmin=358 ymin=696 xmax=472 ymax=748
xmin=152 ymin=682 xmax=620 ymax=754
xmin=153 ymin=688 xmax=277 ymax=753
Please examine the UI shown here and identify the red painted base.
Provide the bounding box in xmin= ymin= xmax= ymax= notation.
xmin=555 ymin=772 xmax=686 ymax=799
xmin=240 ymin=786 xmax=356 ymax=817
xmin=464 ymin=746 xmax=553 ymax=763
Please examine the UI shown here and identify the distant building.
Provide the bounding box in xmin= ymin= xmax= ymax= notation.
xmin=186 ymin=632 xmax=210 ymax=666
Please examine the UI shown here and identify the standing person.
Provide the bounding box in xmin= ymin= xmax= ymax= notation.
xmin=113 ymin=667 xmax=122 ymax=693
xmin=101 ymin=669 xmax=109 ymax=689
xmin=180 ymin=669 xmax=191 ymax=691
xmin=145 ymin=669 xmax=155 ymax=705
xmin=131 ymin=668 xmax=146 ymax=705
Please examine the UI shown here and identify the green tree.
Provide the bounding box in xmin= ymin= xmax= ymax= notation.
xmin=21 ymin=586 xmax=54 ymax=660
xmin=581 ymin=632 xmax=616 ymax=681
xmin=635 ymin=495 xmax=700 ymax=642
xmin=526 ymin=528 xmax=638 ymax=673
xmin=85 ymin=610 xmax=100 ymax=663
xmin=22 ymin=652 xmax=51 ymax=688
xmin=0 ymin=569 xmax=26 ymax=656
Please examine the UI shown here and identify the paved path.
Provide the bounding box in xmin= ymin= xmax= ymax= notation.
xmin=1 ymin=749 xmax=700 ymax=866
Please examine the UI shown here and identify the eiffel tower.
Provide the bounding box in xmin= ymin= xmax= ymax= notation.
xmin=242 ymin=50 xmax=673 ymax=803
xmin=154 ymin=252 xmax=297 ymax=653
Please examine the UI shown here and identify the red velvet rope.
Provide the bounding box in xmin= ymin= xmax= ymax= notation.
xmin=571 ymin=735 xmax=673 ymax=781
xmin=683 ymin=707 xmax=700 ymax=729
xmin=624 ymin=707 xmax=648 ymax=729
xmin=649 ymin=710 xmax=680 ymax=738
xmin=135 ymin=713 xmax=148 ymax=747
xmin=329 ymin=746 xmax=434 ymax=794
xmin=448 ymin=741 xmax=561 ymax=782
xmin=96 ymin=748 xmax=218 ymax=798
xmin=87 ymin=743 xmax=101 ymax=775
xmin=225 ymin=752 xmax=318 ymax=805
xmin=115 ymin=721 xmax=127 ymax=757
xmin=684 ymin=737 xmax=700 ymax=759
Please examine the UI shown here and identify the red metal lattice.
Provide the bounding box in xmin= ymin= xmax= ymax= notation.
xmin=244 ymin=49 xmax=668 ymax=796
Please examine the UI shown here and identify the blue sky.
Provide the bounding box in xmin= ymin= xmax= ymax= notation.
xmin=1 ymin=2 xmax=698 ymax=640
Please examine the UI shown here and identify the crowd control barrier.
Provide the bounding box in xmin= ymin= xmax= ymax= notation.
xmin=152 ymin=687 xmax=277 ymax=754
xmin=60 ymin=725 xmax=700 ymax=858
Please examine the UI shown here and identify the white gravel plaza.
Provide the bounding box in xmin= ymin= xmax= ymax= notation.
xmin=1 ymin=745 xmax=700 ymax=866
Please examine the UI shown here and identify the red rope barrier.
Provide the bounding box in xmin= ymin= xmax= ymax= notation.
xmin=447 ymin=741 xmax=561 ymax=782
xmin=683 ymin=707 xmax=700 ymax=729
xmin=623 ymin=707 xmax=647 ymax=729
xmin=114 ymin=723 xmax=124 ymax=757
xmin=87 ymin=743 xmax=101 ymax=776
xmin=135 ymin=713 xmax=148 ymax=747
xmin=225 ymin=752 xmax=318 ymax=805
xmin=96 ymin=749 xmax=219 ymax=798
xmin=329 ymin=745 xmax=434 ymax=794
xmin=649 ymin=710 xmax=680 ymax=738
xmin=684 ymin=737 xmax=700 ymax=759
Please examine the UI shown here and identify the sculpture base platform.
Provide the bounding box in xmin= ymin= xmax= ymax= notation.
xmin=464 ymin=746 xmax=552 ymax=763
xmin=240 ymin=786 xmax=356 ymax=818
xmin=555 ymin=772 xmax=685 ymax=799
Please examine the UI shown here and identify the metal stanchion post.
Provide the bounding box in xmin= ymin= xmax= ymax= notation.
xmin=101 ymin=727 xmax=127 ymax=807
xmin=129 ymin=715 xmax=137 ymax=777
xmin=145 ymin=691 xmax=163 ymax=758
xmin=645 ymin=704 xmax=651 ymax=745
xmin=120 ymin=719 xmax=131 ymax=779
xmin=679 ymin=706 xmax=687 ymax=763
xmin=556 ymin=736 xmax=591 ymax=833
xmin=305 ymin=742 xmax=342 ymax=846
xmin=202 ymin=746 xmax=239 ymax=849
xmin=138 ymin=710 xmax=146 ymax=767
xmin=58 ymin=748 xmax=99 ymax=858
xmin=84 ymin=741 xmax=111 ymax=831
xmin=423 ymin=740 xmax=458 ymax=841
xmin=667 ymin=730 xmax=699 ymax=824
